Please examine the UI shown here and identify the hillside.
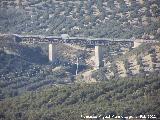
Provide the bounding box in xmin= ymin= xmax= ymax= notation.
xmin=0 ymin=0 xmax=160 ymax=39
xmin=76 ymin=43 xmax=160 ymax=82
xmin=1 ymin=35 xmax=160 ymax=93
xmin=0 ymin=35 xmax=90 ymax=100
xmin=0 ymin=0 xmax=160 ymax=119
xmin=0 ymin=35 xmax=160 ymax=119
xmin=0 ymin=75 xmax=160 ymax=119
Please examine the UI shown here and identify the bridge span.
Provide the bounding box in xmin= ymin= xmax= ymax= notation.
xmin=14 ymin=34 xmax=136 ymax=46
xmin=13 ymin=34 xmax=159 ymax=70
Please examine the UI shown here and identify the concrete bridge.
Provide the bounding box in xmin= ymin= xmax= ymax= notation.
xmin=13 ymin=34 xmax=159 ymax=69
xmin=14 ymin=34 xmax=135 ymax=45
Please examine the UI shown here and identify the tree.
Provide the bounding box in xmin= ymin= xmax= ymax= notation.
xmin=17 ymin=0 xmax=22 ymax=8
xmin=107 ymin=0 xmax=115 ymax=8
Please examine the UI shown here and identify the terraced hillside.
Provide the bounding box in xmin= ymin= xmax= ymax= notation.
xmin=0 ymin=0 xmax=160 ymax=39
xmin=83 ymin=43 xmax=160 ymax=82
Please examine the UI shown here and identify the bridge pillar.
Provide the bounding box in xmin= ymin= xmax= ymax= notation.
xmin=49 ymin=44 xmax=55 ymax=62
xmin=95 ymin=46 xmax=103 ymax=69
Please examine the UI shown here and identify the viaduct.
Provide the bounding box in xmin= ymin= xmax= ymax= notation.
xmin=13 ymin=34 xmax=159 ymax=69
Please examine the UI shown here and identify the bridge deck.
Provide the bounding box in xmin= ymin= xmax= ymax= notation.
xmin=14 ymin=34 xmax=134 ymax=45
xmin=14 ymin=34 xmax=134 ymax=41
xmin=13 ymin=34 xmax=159 ymax=45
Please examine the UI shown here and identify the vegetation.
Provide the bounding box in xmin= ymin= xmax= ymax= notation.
xmin=0 ymin=48 xmax=74 ymax=100
xmin=0 ymin=0 xmax=160 ymax=119
xmin=0 ymin=40 xmax=160 ymax=119
xmin=0 ymin=0 xmax=160 ymax=39
xmin=0 ymin=75 xmax=160 ymax=119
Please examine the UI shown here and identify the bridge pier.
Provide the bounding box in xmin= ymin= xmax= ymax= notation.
xmin=95 ymin=46 xmax=103 ymax=69
xmin=48 ymin=44 xmax=55 ymax=62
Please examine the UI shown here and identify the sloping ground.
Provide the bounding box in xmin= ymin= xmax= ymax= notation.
xmin=128 ymin=55 xmax=140 ymax=75
xmin=0 ymin=75 xmax=160 ymax=120
xmin=92 ymin=43 xmax=160 ymax=81
xmin=77 ymin=70 xmax=97 ymax=83
xmin=56 ymin=43 xmax=87 ymax=64
xmin=0 ymin=50 xmax=74 ymax=100
xmin=0 ymin=0 xmax=159 ymax=39
xmin=105 ymin=61 xmax=114 ymax=79
xmin=142 ymin=54 xmax=154 ymax=72
xmin=0 ymin=40 xmax=89 ymax=100
xmin=115 ymin=61 xmax=127 ymax=78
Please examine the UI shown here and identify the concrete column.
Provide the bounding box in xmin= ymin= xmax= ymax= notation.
xmin=95 ymin=46 xmax=103 ymax=69
xmin=49 ymin=44 xmax=54 ymax=62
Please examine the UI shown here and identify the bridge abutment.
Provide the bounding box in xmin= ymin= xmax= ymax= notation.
xmin=132 ymin=41 xmax=142 ymax=48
